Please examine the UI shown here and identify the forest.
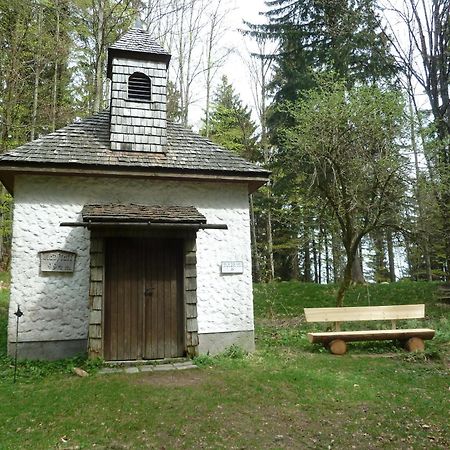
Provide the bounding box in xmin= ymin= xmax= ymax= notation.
xmin=0 ymin=0 xmax=448 ymax=291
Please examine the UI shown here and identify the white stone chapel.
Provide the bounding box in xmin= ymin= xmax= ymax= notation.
xmin=0 ymin=28 xmax=269 ymax=361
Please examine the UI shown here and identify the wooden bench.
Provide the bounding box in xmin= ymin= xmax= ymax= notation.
xmin=304 ymin=304 xmax=435 ymax=355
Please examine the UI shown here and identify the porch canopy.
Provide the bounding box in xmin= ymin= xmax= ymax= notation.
xmin=60 ymin=203 xmax=227 ymax=230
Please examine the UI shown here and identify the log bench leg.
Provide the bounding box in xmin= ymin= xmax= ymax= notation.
xmin=328 ymin=339 xmax=347 ymax=355
xmin=404 ymin=337 xmax=425 ymax=352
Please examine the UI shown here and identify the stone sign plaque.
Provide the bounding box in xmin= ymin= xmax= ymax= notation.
xmin=39 ymin=250 xmax=76 ymax=273
xmin=221 ymin=261 xmax=244 ymax=274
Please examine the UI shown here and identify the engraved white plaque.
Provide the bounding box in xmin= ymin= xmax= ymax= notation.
xmin=39 ymin=250 xmax=76 ymax=273
xmin=221 ymin=261 xmax=244 ymax=274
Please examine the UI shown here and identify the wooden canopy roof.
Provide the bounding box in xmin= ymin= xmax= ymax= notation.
xmin=82 ymin=204 xmax=207 ymax=224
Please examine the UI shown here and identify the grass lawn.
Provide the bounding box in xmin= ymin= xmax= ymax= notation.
xmin=0 ymin=280 xmax=449 ymax=449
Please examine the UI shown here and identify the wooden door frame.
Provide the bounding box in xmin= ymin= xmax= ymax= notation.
xmin=87 ymin=228 xmax=199 ymax=360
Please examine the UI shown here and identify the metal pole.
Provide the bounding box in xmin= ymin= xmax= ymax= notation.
xmin=13 ymin=305 xmax=23 ymax=383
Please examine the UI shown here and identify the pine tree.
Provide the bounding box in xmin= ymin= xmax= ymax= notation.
xmin=167 ymin=80 xmax=182 ymax=122
xmin=201 ymin=76 xmax=258 ymax=161
xmin=249 ymin=0 xmax=398 ymax=106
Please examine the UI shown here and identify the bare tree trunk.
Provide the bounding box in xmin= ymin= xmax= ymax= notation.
xmin=351 ymin=252 xmax=365 ymax=284
xmin=0 ymin=185 xmax=5 ymax=264
xmin=324 ymin=226 xmax=330 ymax=283
xmin=386 ymin=230 xmax=396 ymax=282
xmin=337 ymin=241 xmax=360 ymax=306
xmin=246 ymin=40 xmax=275 ymax=281
xmin=174 ymin=0 xmax=207 ymax=126
xmin=266 ymin=205 xmax=275 ymax=280
xmin=93 ymin=0 xmax=105 ymax=113
xmin=312 ymin=237 xmax=318 ymax=283
xmin=291 ymin=250 xmax=299 ymax=280
xmin=425 ymin=243 xmax=433 ymax=281
xmin=51 ymin=1 xmax=60 ymax=132
xmin=408 ymin=93 xmax=433 ymax=281
xmin=31 ymin=68 xmax=41 ymax=141
xmin=204 ymin=61 xmax=211 ymax=136
xmin=337 ymin=256 xmax=353 ymax=307
xmin=303 ymin=235 xmax=311 ymax=282
xmin=318 ymin=225 xmax=323 ymax=284
xmin=31 ymin=6 xmax=43 ymax=141
xmin=249 ymin=194 xmax=261 ymax=282
xmin=1 ymin=17 xmax=19 ymax=148
xmin=203 ymin=17 xmax=214 ymax=137
xmin=331 ymin=230 xmax=340 ymax=283
xmin=403 ymin=232 xmax=415 ymax=280
xmin=261 ymin=78 xmax=274 ymax=281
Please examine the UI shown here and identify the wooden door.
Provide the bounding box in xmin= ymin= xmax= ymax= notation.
xmin=104 ymin=238 xmax=184 ymax=361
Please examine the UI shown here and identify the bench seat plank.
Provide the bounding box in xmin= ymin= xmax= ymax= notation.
xmin=304 ymin=304 xmax=425 ymax=323
xmin=307 ymin=328 xmax=436 ymax=344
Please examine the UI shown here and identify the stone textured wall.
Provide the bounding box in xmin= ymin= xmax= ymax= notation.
xmin=8 ymin=175 xmax=253 ymax=348
xmin=110 ymin=57 xmax=167 ymax=152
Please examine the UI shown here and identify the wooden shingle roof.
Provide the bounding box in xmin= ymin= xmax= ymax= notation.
xmin=82 ymin=204 xmax=207 ymax=224
xmin=109 ymin=28 xmax=171 ymax=57
xmin=0 ymin=111 xmax=269 ymax=179
xmin=107 ymin=28 xmax=171 ymax=76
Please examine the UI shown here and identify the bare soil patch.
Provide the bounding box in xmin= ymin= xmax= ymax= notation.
xmin=132 ymin=369 xmax=210 ymax=387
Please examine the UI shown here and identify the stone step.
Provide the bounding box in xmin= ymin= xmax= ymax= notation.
xmin=104 ymin=357 xmax=191 ymax=367
xmin=98 ymin=360 xmax=197 ymax=375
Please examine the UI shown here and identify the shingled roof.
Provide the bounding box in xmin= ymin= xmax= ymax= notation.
xmin=0 ymin=27 xmax=269 ymax=194
xmin=109 ymin=28 xmax=170 ymax=57
xmin=107 ymin=28 xmax=171 ymax=76
xmin=82 ymin=204 xmax=207 ymax=224
xmin=0 ymin=110 xmax=269 ymax=178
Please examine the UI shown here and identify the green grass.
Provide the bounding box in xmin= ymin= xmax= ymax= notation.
xmin=253 ymin=280 xmax=444 ymax=314
xmin=0 ymin=277 xmax=449 ymax=449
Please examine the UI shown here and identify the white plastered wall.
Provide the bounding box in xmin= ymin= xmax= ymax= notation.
xmin=8 ymin=174 xmax=254 ymax=346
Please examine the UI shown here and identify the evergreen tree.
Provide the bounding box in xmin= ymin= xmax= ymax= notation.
xmin=167 ymin=80 xmax=183 ymax=122
xmin=201 ymin=76 xmax=258 ymax=161
xmin=201 ymin=76 xmax=266 ymax=280
xmin=249 ymin=0 xmax=398 ymax=106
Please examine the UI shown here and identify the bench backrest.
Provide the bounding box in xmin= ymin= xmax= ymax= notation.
xmin=304 ymin=304 xmax=425 ymax=323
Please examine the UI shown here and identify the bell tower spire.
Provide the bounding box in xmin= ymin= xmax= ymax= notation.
xmin=107 ymin=28 xmax=171 ymax=153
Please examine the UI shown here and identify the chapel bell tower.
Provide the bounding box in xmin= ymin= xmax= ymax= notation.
xmin=107 ymin=27 xmax=171 ymax=153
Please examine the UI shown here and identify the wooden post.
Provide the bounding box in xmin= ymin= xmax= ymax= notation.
xmin=405 ymin=337 xmax=425 ymax=352
xmin=329 ymin=339 xmax=347 ymax=355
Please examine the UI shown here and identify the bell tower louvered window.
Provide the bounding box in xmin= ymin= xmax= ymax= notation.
xmin=128 ymin=72 xmax=151 ymax=102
